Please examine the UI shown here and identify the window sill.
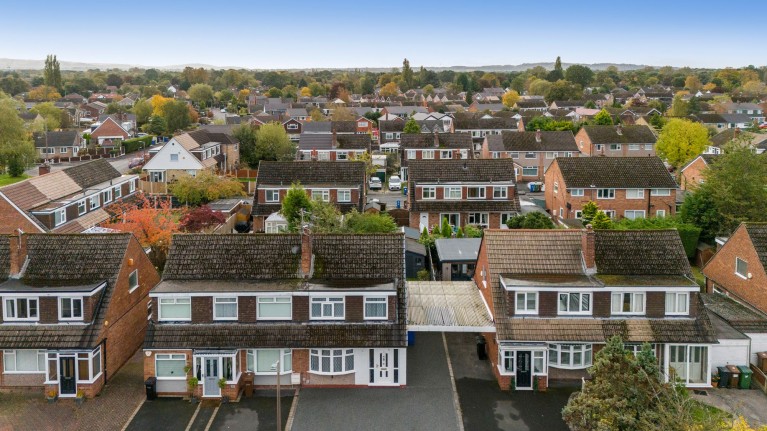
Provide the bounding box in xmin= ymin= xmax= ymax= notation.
xmin=256 ymin=317 xmax=292 ymax=321
xmin=735 ymin=273 xmax=748 ymax=280
xmin=363 ymin=317 xmax=389 ymax=321
xmin=309 ymin=370 xmax=355 ymax=376
xmin=213 ymin=318 xmax=239 ymax=321
xmin=548 ymin=364 xmax=591 ymax=370
xmin=515 ymin=311 xmax=538 ymax=315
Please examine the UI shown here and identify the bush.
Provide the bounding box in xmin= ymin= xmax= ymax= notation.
xmin=122 ymin=135 xmax=153 ymax=153
xmin=506 ymin=212 xmax=555 ymax=229
xmin=416 ymin=269 xmax=430 ymax=281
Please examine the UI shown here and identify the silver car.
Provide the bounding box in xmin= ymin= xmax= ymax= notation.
xmin=369 ymin=177 xmax=382 ymax=190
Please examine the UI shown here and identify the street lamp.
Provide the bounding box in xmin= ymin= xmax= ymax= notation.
xmin=271 ymin=359 xmax=281 ymax=431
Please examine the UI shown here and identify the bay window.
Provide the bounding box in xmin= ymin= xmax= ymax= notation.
xmin=158 ymin=297 xmax=191 ymax=321
xmin=548 ymin=344 xmax=592 ymax=369
xmin=558 ymin=292 xmax=591 ymax=314
xmin=310 ymin=349 xmax=354 ymax=374
xmin=247 ymin=349 xmax=292 ymax=374
xmin=611 ymin=292 xmax=645 ymax=315
xmin=257 ymin=297 xmax=291 ymax=320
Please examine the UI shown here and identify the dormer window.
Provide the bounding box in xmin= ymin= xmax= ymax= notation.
xmin=60 ymin=297 xmax=83 ymax=320
xmin=77 ymin=200 xmax=87 ymax=216
xmin=611 ymin=292 xmax=645 ymax=315
xmin=54 ymin=208 xmax=67 ymax=227
xmin=4 ymin=298 xmax=39 ymax=321
xmin=89 ymin=195 xmax=100 ymax=210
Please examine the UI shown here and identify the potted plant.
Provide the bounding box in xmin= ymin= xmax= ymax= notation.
xmin=712 ymin=374 xmax=720 ymax=388
xmin=45 ymin=389 xmax=58 ymax=404
xmin=187 ymin=377 xmax=199 ymax=403
xmin=75 ymin=389 xmax=85 ymax=406
xmin=510 ymin=377 xmax=516 ymax=392
xmin=218 ymin=378 xmax=229 ymax=403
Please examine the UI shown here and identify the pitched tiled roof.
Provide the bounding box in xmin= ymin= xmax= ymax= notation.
xmin=379 ymin=120 xmax=405 ymax=132
xmin=256 ymin=161 xmax=366 ymax=186
xmin=408 ymin=159 xmax=516 ymax=183
xmin=745 ymin=223 xmax=767 ymax=269
xmin=489 ymin=131 xmax=577 ymax=152
xmin=580 ymin=125 xmax=657 ymax=144
xmin=302 ymin=121 xmax=333 ymax=133
xmin=594 ymin=230 xmax=691 ymax=276
xmin=515 ymin=100 xmax=547 ymax=108
xmin=553 ymin=156 xmax=677 ymax=189
xmin=453 ymin=113 xmax=517 ymax=130
xmin=312 ymin=234 xmax=404 ymax=280
xmin=709 ymin=129 xmax=767 ymax=149
xmin=63 ymin=158 xmax=121 ymax=189
xmin=33 ymin=131 xmax=79 ymax=148
xmin=331 ymin=121 xmax=357 ymax=133
xmin=702 ymin=293 xmax=767 ymax=333
xmin=400 ymin=133 xmax=472 ymax=149
xmin=299 ymin=134 xmax=332 ymax=150
xmin=483 ymin=230 xmax=584 ymax=275
xmin=335 ymin=134 xmax=371 ymax=150
xmin=90 ymin=117 xmax=129 ymax=138
xmin=0 ymin=171 xmax=80 ymax=212
xmin=22 ymin=234 xmax=131 ymax=286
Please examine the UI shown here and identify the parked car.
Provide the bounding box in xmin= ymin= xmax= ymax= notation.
xmin=369 ymin=177 xmax=382 ymax=190
xmin=128 ymin=157 xmax=145 ymax=169
xmin=388 ymin=175 xmax=402 ymax=191
xmin=759 ymin=122 xmax=767 ymax=129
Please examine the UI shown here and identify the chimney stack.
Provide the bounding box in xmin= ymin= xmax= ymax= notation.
xmin=8 ymin=230 xmax=28 ymax=277
xmin=332 ymin=129 xmax=337 ymax=148
xmin=582 ymin=225 xmax=596 ymax=272
xmin=433 ymin=130 xmax=439 ymax=148
xmin=300 ymin=227 xmax=313 ymax=278
xmin=535 ymin=129 xmax=542 ymax=143
xmin=38 ymin=163 xmax=51 ymax=176
xmin=616 ymin=124 xmax=622 ymax=135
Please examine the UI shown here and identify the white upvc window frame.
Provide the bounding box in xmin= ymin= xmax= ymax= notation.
xmin=440 ymin=150 xmax=453 ymax=159
xmin=128 ymin=269 xmax=139 ymax=292
xmin=407 ymin=150 xmax=416 ymax=160
xmin=309 ymin=348 xmax=355 ymax=375
xmin=524 ymin=152 xmax=536 ymax=159
xmin=102 ymin=188 xmax=112 ymax=204
xmin=77 ymin=200 xmax=87 ymax=216
xmin=735 ymin=257 xmax=748 ymax=279
xmin=213 ymin=297 xmax=238 ymax=321
xmin=492 ymin=186 xmax=507 ymax=199
xmin=467 ymin=212 xmax=489 ymax=227
xmin=265 ymin=189 xmax=280 ymax=203
xmin=3 ymin=349 xmax=46 ymax=374
xmin=422 ymin=186 xmax=436 ymax=200
xmin=89 ymin=194 xmax=100 ymax=210
xmin=311 ymin=189 xmax=330 ymax=202
xmin=467 ymin=186 xmax=486 ymax=199
xmin=521 ymin=166 xmax=538 ymax=177
xmin=625 ymin=189 xmax=644 ymax=199
xmin=553 ymin=181 xmax=559 ymax=194
xmin=130 ymin=179 xmax=137 ymax=193
xmin=54 ymin=208 xmax=67 ymax=227
xmin=656 ymin=209 xmax=666 ymax=218
xmin=310 ymin=297 xmax=345 ymax=320
xmin=364 ymin=297 xmax=388 ymax=320
xmin=59 ymin=297 xmax=84 ymax=321
xmin=609 ymin=144 xmax=621 ymax=151
xmin=610 ymin=292 xmax=646 ymax=315
xmin=257 ymin=297 xmax=292 ymax=320
xmin=247 ymin=349 xmax=292 ymax=375
xmin=570 ymin=188 xmax=584 ymax=197
xmin=515 ymin=292 xmax=538 ymax=315
xmin=665 ymin=292 xmax=689 ymax=315
xmin=548 ymin=343 xmax=593 ymax=369
xmin=558 ymin=292 xmax=592 ymax=315
xmin=422 ymin=150 xmax=434 ymax=159
xmin=624 ymin=210 xmax=646 ymax=220
xmin=337 ymin=189 xmax=351 ymax=203
xmin=3 ymin=297 xmax=39 ymax=321
xmin=158 ymin=297 xmax=192 ymax=321
xmin=651 ymin=188 xmax=671 ymax=196
xmin=444 ymin=186 xmax=461 ymax=200
xmin=628 ymin=144 xmax=641 ymax=151
xmin=596 ymin=188 xmax=615 ymax=199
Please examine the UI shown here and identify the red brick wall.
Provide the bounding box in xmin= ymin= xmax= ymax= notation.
xmin=593 ymin=292 xmax=610 ymax=317
xmin=346 ymin=296 xmax=363 ymax=322
xmin=473 ymin=237 xmax=496 ymax=317
xmin=39 ymin=297 xmax=58 ymax=323
xmin=679 ymin=156 xmax=708 ymax=191
xmin=192 ymin=297 xmax=213 ymax=323
xmin=704 ymin=225 xmax=767 ymax=313
xmin=538 ymin=292 xmax=558 ymax=317
xmin=293 ymin=296 xmax=309 ymax=321
xmin=239 ymin=297 xmax=257 ymax=322
xmin=646 ymin=292 xmax=665 ymax=318
xmin=0 ymin=197 xmax=43 ymax=234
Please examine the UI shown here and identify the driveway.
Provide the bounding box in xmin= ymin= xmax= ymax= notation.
xmin=291 ymin=332 xmax=460 ymax=431
xmin=209 ymin=392 xmax=292 ymax=431
xmin=446 ymin=333 xmax=575 ymax=431
xmin=368 ymin=188 xmax=406 ymax=210
xmin=693 ymin=388 xmax=767 ymax=427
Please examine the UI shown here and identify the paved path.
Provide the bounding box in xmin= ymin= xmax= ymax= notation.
xmin=693 ymin=388 xmax=767 ymax=427
xmin=0 ymin=350 xmax=145 ymax=431
xmin=291 ymin=333 xmax=460 ymax=431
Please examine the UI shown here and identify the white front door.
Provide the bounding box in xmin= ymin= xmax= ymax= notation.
xmin=419 ymin=213 xmax=428 ymax=231
xmin=371 ymin=349 xmax=395 ymax=385
xmin=203 ymin=357 xmax=220 ymax=397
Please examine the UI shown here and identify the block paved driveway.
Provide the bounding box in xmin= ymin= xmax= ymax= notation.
xmin=291 ymin=332 xmax=461 ymax=431
xmin=0 ymin=350 xmax=145 ymax=431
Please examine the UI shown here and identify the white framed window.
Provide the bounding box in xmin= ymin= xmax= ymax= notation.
xmin=628 ymin=144 xmax=640 ymax=150
xmin=467 ymin=187 xmax=486 ymax=199
xmin=624 ymin=210 xmax=645 ymax=220
xmin=3 ymin=298 xmax=39 ymax=321
xmin=515 ymin=292 xmax=538 ymax=315
xmin=158 ymin=297 xmax=191 ymax=321
xmin=422 ymin=150 xmax=434 ymax=159
xmin=311 ymin=189 xmax=330 ymax=202
xmin=440 ymin=150 xmax=453 ymax=159
xmin=59 ymin=297 xmax=83 ymax=320
xmin=553 ymin=181 xmax=559 ymax=194
xmin=265 ymin=189 xmax=280 ymax=203
xmin=310 ymin=297 xmax=344 ymax=320
xmin=735 ymin=258 xmax=748 ymax=279
xmin=500 ymin=213 xmax=514 ymax=227
xmin=386 ymin=133 xmax=394 ymax=140
xmin=170 ymin=153 xmax=179 ymax=162
xmin=500 ymin=350 xmax=515 ymax=374
xmin=609 ymin=144 xmax=621 ymax=151
xmin=336 ymin=151 xmax=348 ymax=160
xmin=545 ymin=152 xmax=558 ymax=159
xmin=3 ymin=350 xmax=45 ymax=373
xmin=548 ymin=344 xmax=592 ymax=369
xmin=155 ymin=353 xmax=186 ymax=379
xmin=54 ymin=208 xmax=66 ymax=227
xmin=257 ymin=297 xmax=292 ymax=320
xmin=407 ymin=150 xmax=416 ymax=160
xmin=491 ymin=151 xmax=500 ymax=159
xmin=338 ymin=189 xmax=351 ymax=202
xmin=558 ymin=292 xmax=591 ymax=314
xmin=310 ymin=349 xmax=354 ymax=375
xmin=41 ymin=148 xmax=55 ymax=154
xmin=665 ymin=292 xmax=689 ymax=315
xmin=656 ymin=209 xmax=666 ymax=218
xmin=89 ymin=194 xmax=100 ymax=210
xmin=77 ymin=200 xmax=86 ymax=215
xmin=213 ymin=297 xmax=238 ymax=320
xmin=102 ymin=189 xmax=112 ymax=204
xmin=422 ymin=186 xmax=436 ymax=200
xmin=317 ymin=151 xmax=330 ymax=161
xmin=364 ymin=297 xmax=388 ymax=320
xmin=533 ymin=351 xmax=545 ymax=374
xmin=624 ymin=343 xmax=657 ymax=357
xmin=510 ymin=152 xmax=520 ymax=159
xmin=668 ymin=345 xmax=708 ymax=385
xmin=287 ymin=123 xmax=298 ymax=130
xmin=651 ymin=188 xmax=671 ymax=196
xmin=130 ymin=179 xmax=136 ymax=193
xmin=522 ymin=166 xmax=538 ymax=177
xmin=445 ymin=187 xmax=461 ymax=200
xmin=574 ymin=210 xmax=583 ymax=219
xmin=611 ymin=292 xmax=645 ymax=315
xmin=247 ymin=349 xmax=292 ymax=374
xmin=524 ymin=152 xmax=536 ymax=159
xmin=128 ymin=269 xmax=139 ymax=292
xmin=595 ymin=144 xmax=603 ymax=152
xmin=597 ymin=188 xmax=615 ymax=199
xmin=468 ymin=213 xmax=489 ymax=227
xmin=626 ymin=189 xmax=644 ymax=199
xmin=357 ymin=120 xmax=368 ymax=128
xmin=570 ymin=188 xmax=584 ymax=197
xmin=493 ymin=186 xmax=507 ymax=199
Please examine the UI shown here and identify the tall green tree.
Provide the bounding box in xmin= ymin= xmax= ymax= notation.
xmin=132 ymin=98 xmax=153 ymax=125
xmin=656 ymin=119 xmax=709 ymax=169
xmin=564 ymin=64 xmax=594 ymax=88
xmin=254 ymin=122 xmax=296 ymax=162
xmin=0 ymin=95 xmax=36 ymax=175
xmin=581 ymin=201 xmax=599 ymax=224
xmin=43 ymin=54 xmax=62 ymax=91
xmin=546 ymin=56 xmax=564 ymax=82
xmin=162 ymin=100 xmax=191 ymax=132
xmin=591 ymin=210 xmax=613 ymax=229
xmin=233 ymin=124 xmax=258 ymax=168
xmin=403 ymin=118 xmax=420 ymax=134
xmin=401 ymin=58 xmax=413 ymax=90
xmin=545 ymin=80 xmax=581 ymax=103
xmin=30 ymin=102 xmax=62 ymax=131
xmin=188 ymin=84 xmax=214 ymax=107
xmin=281 ymin=182 xmax=313 ymax=229
xmin=592 ymin=109 xmax=614 ymax=125
xmin=680 ymin=186 xmax=724 ymax=243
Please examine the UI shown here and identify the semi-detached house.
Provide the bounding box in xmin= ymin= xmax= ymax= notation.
xmin=481 ymin=130 xmax=578 ymax=182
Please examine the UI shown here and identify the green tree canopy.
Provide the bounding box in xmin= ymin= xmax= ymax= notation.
xmin=506 ymin=212 xmax=556 ymax=229
xmin=581 ymin=201 xmax=599 ymax=225
xmin=403 ymin=118 xmax=420 ymax=134
xmin=168 ymin=170 xmax=245 ymax=205
xmin=592 ymin=109 xmax=613 ymax=125
xmin=188 ymin=83 xmax=214 ymax=107
xmin=656 ymin=119 xmax=709 ymax=169
xmin=343 ymin=210 xmax=397 ymax=233
xmin=30 ymin=102 xmax=62 ymax=131
xmin=281 ymin=182 xmax=313 ymax=229
xmin=564 ymin=65 xmax=594 ymax=88
xmin=0 ymin=95 xmax=36 ymax=175
xmin=591 ymin=210 xmax=613 ymax=229
xmin=254 ymin=122 xmax=296 ymax=162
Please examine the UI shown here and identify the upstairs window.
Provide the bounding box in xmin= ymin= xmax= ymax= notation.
xmin=89 ymin=195 xmax=100 ymax=210
xmin=440 ymin=150 xmax=453 ymax=159
xmin=311 ymin=189 xmax=330 ymax=202
xmin=422 ymin=187 xmax=436 ymax=200
xmin=60 ymin=297 xmax=83 ymax=320
xmin=558 ymin=292 xmax=591 ymax=314
xmin=570 ymin=188 xmax=584 ymax=197
xmin=736 ymin=258 xmax=748 ymax=279
xmin=213 ymin=297 xmax=238 ymax=320
xmin=651 ymin=189 xmax=671 ymax=196
xmin=257 ymin=297 xmax=292 ymax=320
xmin=311 ymin=297 xmax=344 ymax=320
xmin=407 ymin=150 xmax=416 ymax=160
xmin=4 ymin=298 xmax=39 ymax=321
xmin=364 ymin=297 xmax=388 ymax=320
xmin=515 ymin=292 xmax=538 ymax=315
xmin=265 ymin=190 xmax=280 ymax=203
xmin=467 ymin=187 xmax=486 ymax=199
xmin=158 ymin=297 xmax=191 ymax=321
xmin=611 ymin=292 xmax=645 ymax=315
xmin=54 ymin=208 xmax=67 ymax=227
xmin=665 ymin=292 xmax=689 ymax=315
xmin=445 ymin=187 xmax=461 ymax=200
xmin=338 ymin=189 xmax=351 ymax=203
xmin=596 ymin=189 xmax=615 ymax=199
xmin=626 ymin=189 xmax=644 ymax=199
xmin=77 ymin=200 xmax=87 ymax=216
xmin=492 ymin=187 xmax=507 ymax=199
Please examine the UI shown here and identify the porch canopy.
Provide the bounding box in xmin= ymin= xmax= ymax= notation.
xmin=407 ymin=281 xmax=495 ymax=332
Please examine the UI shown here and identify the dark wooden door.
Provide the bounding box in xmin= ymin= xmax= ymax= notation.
xmin=59 ymin=357 xmax=76 ymax=395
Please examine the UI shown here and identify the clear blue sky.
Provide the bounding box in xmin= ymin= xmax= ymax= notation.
xmin=2 ymin=0 xmax=765 ymax=69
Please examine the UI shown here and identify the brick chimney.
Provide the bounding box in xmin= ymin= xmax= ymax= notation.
xmin=38 ymin=163 xmax=51 ymax=176
xmin=8 ymin=230 xmax=28 ymax=277
xmin=332 ymin=129 xmax=337 ymax=149
xmin=582 ymin=225 xmax=596 ymax=272
xmin=433 ymin=130 xmax=439 ymax=148
xmin=616 ymin=124 xmax=622 ymax=135
xmin=300 ymin=227 xmax=313 ymax=278
xmin=535 ymin=129 xmax=542 ymax=143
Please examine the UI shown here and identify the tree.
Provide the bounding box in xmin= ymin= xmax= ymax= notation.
xmin=162 ymin=100 xmax=192 ymax=133
xmin=565 ymin=65 xmax=594 ymax=88
xmin=168 ymin=170 xmax=245 ymax=205
xmin=188 ymin=84 xmax=214 ymax=107
xmin=465 ymin=90 xmax=473 ymax=105
xmin=463 ymin=225 xmax=483 ymax=238
xmin=43 ymin=55 xmax=61 ymax=91
xmin=501 ymin=90 xmax=520 ymax=108
xmin=0 ymin=76 xmax=30 ymax=96
xmin=330 ymin=106 xmax=357 ymax=121
xmin=281 ymin=182 xmax=313 ymax=229
xmin=591 ymin=210 xmax=613 ymax=229
xmin=528 ymin=78 xmax=553 ymax=97
xmin=309 ymin=108 xmax=325 ymax=122
xmin=30 ymin=102 xmax=62 ymax=131
xmin=505 ymin=212 xmax=555 ymax=229
xmin=307 ymin=199 xmax=343 ymax=233
xmin=668 ymin=94 xmax=690 ymax=117
xmin=545 ymin=80 xmax=582 ymax=103
xmin=0 ymin=96 xmax=36 ymax=175
xmin=179 ymin=205 xmax=226 ymax=232
xmin=308 ymin=82 xmax=325 ymax=97
xmin=233 ymin=124 xmax=258 ymax=168
xmin=684 ymin=75 xmax=702 ymax=92
xmin=105 ymin=73 xmax=123 ymax=88
xmin=379 ymin=82 xmax=399 ymax=97
xmin=440 ymin=217 xmax=453 ymax=238
xmin=584 ymin=100 xmax=597 ymax=109
xmin=401 ymin=58 xmax=414 ymax=90
xmin=680 ymin=186 xmax=724 ymax=243
xmin=300 ymin=86 xmax=312 ymax=97
xmin=656 ymin=119 xmax=709 ymax=169
xmin=546 ymin=56 xmax=564 ymax=82
xmin=344 ymin=210 xmax=397 ymax=233
xmin=563 ymin=336 xmax=692 ymax=431
xmin=612 ymin=216 xmax=702 ymax=259
xmin=28 ymin=86 xmax=61 ymax=101
xmin=581 ymin=201 xmax=599 ymax=225
xmin=144 ymin=115 xmax=167 ymax=136
xmin=254 ymin=122 xmax=296 ymax=162
xmin=403 ymin=118 xmax=420 ymax=134
xmin=422 ymin=84 xmax=434 ymax=95
xmin=592 ymin=109 xmax=614 ymax=125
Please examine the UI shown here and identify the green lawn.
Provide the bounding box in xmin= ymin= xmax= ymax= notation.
xmin=690 ymin=399 xmax=731 ymax=427
xmin=0 ymin=174 xmax=28 ymax=187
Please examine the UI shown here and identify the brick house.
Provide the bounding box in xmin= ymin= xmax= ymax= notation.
xmin=89 ymin=117 xmax=130 ymax=149
xmin=399 ymin=133 xmax=473 ymax=181
xmin=297 ymin=133 xmax=371 ymax=161
xmin=679 ymin=154 xmax=719 ymax=191
xmin=0 ymin=159 xmax=140 ymax=235
xmin=143 ymin=232 xmax=407 ymax=398
xmin=544 ymin=156 xmax=677 ymax=223
xmin=282 ymin=118 xmax=302 ymax=141
xmin=34 ymin=131 xmax=84 ymax=160
xmin=407 ymin=159 xmax=520 ymax=231
xmin=574 ymin=124 xmax=657 ymax=157
xmin=0 ymin=233 xmax=160 ymax=398
xmin=703 ymin=223 xmax=767 ymax=314
xmin=453 ymin=113 xmax=518 ymax=147
xmin=252 ymin=161 xmax=366 ymax=233
xmin=474 ymin=228 xmax=716 ymax=391
xmin=481 ymin=130 xmax=578 ymax=182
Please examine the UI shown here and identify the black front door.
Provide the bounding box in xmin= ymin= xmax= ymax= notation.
xmin=516 ymin=351 xmax=532 ymax=388
xmin=59 ymin=357 xmax=76 ymax=395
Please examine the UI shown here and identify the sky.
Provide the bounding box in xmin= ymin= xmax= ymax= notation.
xmin=1 ymin=0 xmax=766 ymax=70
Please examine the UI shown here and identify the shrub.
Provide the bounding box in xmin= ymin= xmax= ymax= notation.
xmin=416 ymin=269 xmax=430 ymax=281
xmin=122 ymin=135 xmax=153 ymax=153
